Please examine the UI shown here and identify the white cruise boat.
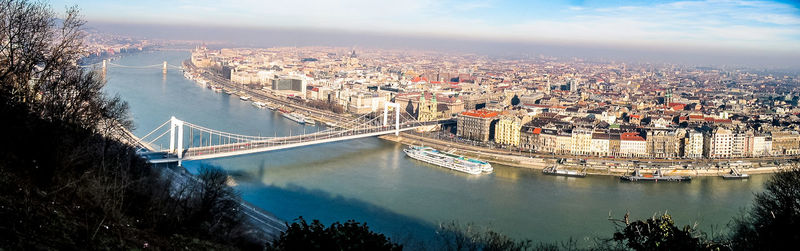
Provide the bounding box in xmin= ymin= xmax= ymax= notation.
xmin=403 ymin=146 xmax=492 ymax=175
xmin=303 ymin=115 xmax=316 ymax=125
xmin=280 ymin=111 xmax=306 ymax=124
xmin=252 ymin=101 xmax=266 ymax=109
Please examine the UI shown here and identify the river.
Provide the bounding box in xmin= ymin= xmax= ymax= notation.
xmin=102 ymin=51 xmax=768 ymax=245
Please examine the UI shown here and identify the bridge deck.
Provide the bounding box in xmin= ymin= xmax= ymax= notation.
xmin=182 ymin=126 xmax=422 ymax=160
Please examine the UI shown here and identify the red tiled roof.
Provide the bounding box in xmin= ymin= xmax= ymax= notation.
xmin=411 ymin=76 xmax=428 ymax=83
xmin=460 ymin=109 xmax=499 ymax=118
xmin=620 ymin=132 xmax=645 ymax=141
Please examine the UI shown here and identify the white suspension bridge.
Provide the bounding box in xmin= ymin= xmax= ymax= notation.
xmin=132 ymin=103 xmax=450 ymax=164
xmin=81 ymin=59 xmax=183 ymax=73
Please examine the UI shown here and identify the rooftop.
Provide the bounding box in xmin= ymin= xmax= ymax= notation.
xmin=460 ymin=109 xmax=499 ymax=118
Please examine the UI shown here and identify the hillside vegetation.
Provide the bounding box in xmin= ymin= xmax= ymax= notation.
xmin=0 ymin=0 xmax=257 ymax=249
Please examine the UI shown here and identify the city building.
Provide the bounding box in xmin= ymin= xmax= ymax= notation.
xmin=646 ymin=130 xmax=679 ymax=158
xmin=457 ymin=109 xmax=499 ymax=142
xmin=771 ymin=131 xmax=800 ymax=156
xmin=620 ymin=132 xmax=647 ymax=157
xmin=495 ymin=115 xmax=523 ymax=146
xmin=590 ymin=132 xmax=611 ymax=156
xmin=417 ymin=92 xmax=439 ymax=122
xmin=708 ymin=128 xmax=733 ymax=158
xmin=751 ymin=134 xmax=772 ymax=157
xmin=683 ymin=131 xmax=704 ymax=158
xmin=570 ymin=128 xmax=593 ymax=155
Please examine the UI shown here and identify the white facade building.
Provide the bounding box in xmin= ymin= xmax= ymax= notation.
xmin=710 ymin=128 xmax=733 ymax=158
xmin=752 ymin=135 xmax=772 ymax=157
xmin=620 ymin=132 xmax=647 ymax=157
xmin=684 ymin=131 xmax=704 ymax=158
xmin=590 ymin=133 xmax=610 ymax=156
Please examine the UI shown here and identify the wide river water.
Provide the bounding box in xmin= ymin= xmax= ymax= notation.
xmin=103 ymin=51 xmax=768 ymax=245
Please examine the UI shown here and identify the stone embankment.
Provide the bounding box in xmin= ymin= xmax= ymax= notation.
xmin=380 ymin=133 xmax=796 ymax=177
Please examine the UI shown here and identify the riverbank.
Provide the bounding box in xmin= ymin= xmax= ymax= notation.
xmin=380 ymin=133 xmax=796 ymax=177
xmin=184 ymin=63 xmax=350 ymax=128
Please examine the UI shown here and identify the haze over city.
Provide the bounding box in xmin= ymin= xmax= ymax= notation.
xmin=56 ymin=0 xmax=800 ymax=69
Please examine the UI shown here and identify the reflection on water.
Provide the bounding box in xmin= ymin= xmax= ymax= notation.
xmin=106 ymin=51 xmax=770 ymax=245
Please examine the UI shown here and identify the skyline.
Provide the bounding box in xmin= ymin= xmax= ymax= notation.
xmin=55 ymin=0 xmax=800 ymax=54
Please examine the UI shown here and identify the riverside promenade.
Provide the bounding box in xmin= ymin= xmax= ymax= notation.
xmin=380 ymin=132 xmax=796 ymax=177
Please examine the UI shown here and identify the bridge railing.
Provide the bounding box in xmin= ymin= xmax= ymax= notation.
xmin=181 ymin=122 xmax=432 ymax=158
xmin=133 ymin=109 xmax=445 ymax=159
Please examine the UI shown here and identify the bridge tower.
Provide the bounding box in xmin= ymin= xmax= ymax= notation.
xmin=383 ymin=102 xmax=400 ymax=136
xmin=101 ymin=60 xmax=107 ymax=75
xmin=169 ymin=116 xmax=184 ymax=158
xmin=162 ymin=61 xmax=168 ymax=75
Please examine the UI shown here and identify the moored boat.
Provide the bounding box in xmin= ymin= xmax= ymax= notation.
xmin=543 ymin=165 xmax=586 ymax=177
xmin=722 ymin=173 xmax=750 ymax=179
xmin=620 ymin=169 xmax=691 ymax=182
xmin=403 ymin=146 xmax=492 ymax=175
xmin=280 ymin=111 xmax=306 ymax=124
xmin=252 ymin=101 xmax=266 ymax=109
xmin=722 ymin=169 xmax=749 ymax=179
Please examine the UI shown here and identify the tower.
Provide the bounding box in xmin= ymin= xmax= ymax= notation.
xmin=569 ymin=79 xmax=577 ymax=93
xmin=665 ymin=88 xmax=673 ymax=105
xmin=417 ymin=92 xmax=438 ymax=122
xmin=545 ymin=78 xmax=551 ymax=95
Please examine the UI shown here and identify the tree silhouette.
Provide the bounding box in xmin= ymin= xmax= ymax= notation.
xmin=268 ymin=217 xmax=402 ymax=251
xmin=511 ymin=94 xmax=521 ymax=106
xmin=611 ymin=213 xmax=721 ymax=251
xmin=731 ymin=168 xmax=800 ymax=250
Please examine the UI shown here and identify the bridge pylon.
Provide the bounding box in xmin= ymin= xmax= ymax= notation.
xmin=162 ymin=61 xmax=168 ymax=75
xmin=169 ymin=116 xmax=184 ymax=158
xmin=383 ymin=102 xmax=400 ymax=136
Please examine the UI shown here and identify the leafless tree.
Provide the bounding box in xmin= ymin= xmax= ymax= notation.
xmin=0 ymin=0 xmax=130 ymax=131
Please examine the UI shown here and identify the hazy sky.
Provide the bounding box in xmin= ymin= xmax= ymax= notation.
xmin=52 ymin=0 xmax=800 ymax=68
xmin=51 ymin=0 xmax=800 ymax=50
